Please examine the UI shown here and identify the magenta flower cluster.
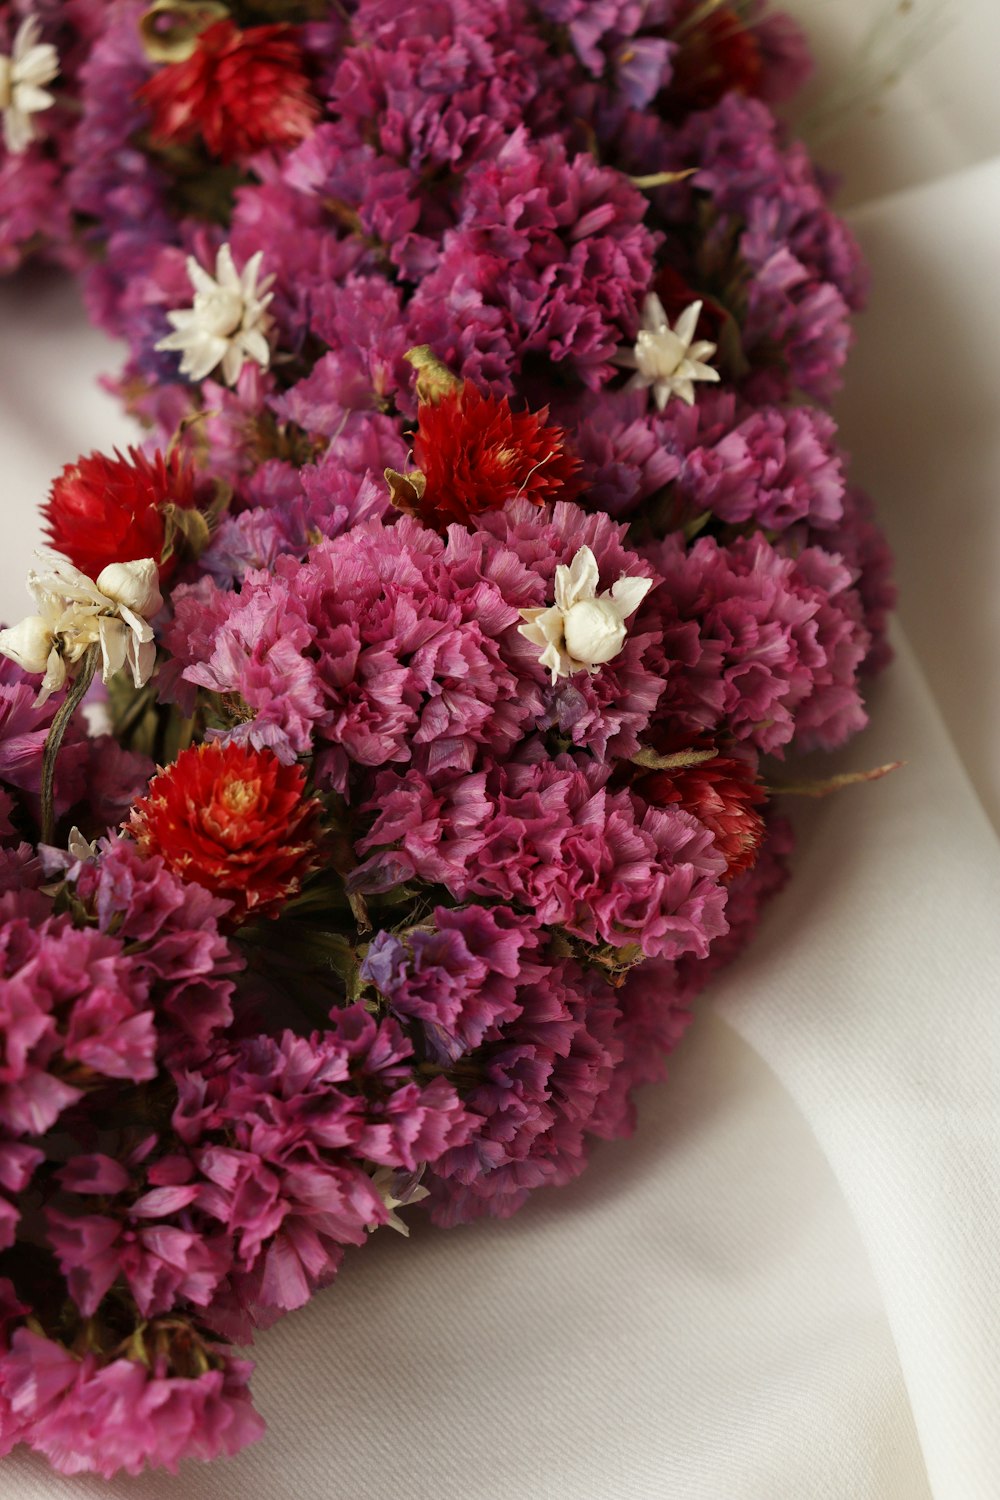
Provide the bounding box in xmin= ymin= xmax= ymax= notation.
xmin=0 ymin=0 xmax=896 ymax=1478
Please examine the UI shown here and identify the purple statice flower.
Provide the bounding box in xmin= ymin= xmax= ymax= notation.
xmin=229 ymin=168 xmax=371 ymax=345
xmin=200 ymin=507 xmax=305 ymax=591
xmin=171 ymin=1010 xmax=470 ymax=1319
xmin=82 ymin=735 xmax=154 ymax=829
xmin=44 ymin=1141 xmax=229 ymax=1325
xmin=71 ymin=836 xmax=242 ymax=1062
xmin=813 ymin=484 xmax=897 ymax=675
xmin=641 ymin=531 xmax=871 ymax=755
xmin=533 ymin=0 xmax=678 ymax=107
xmin=0 ymin=150 xmax=75 ymax=274
xmin=327 ymin=0 xmax=557 ymax=177
xmin=165 ymin=515 xmax=548 ymax=788
xmin=0 ymin=654 xmax=152 ymax=836
xmin=426 ymin=953 xmax=624 ymax=1223
xmin=751 ymin=4 xmax=815 ymax=104
xmin=406 ymin=129 xmax=660 ymax=391
xmin=621 ymin=93 xmax=867 ymax=402
xmin=270 ymin=274 xmax=414 ymax=435
xmin=162 ymin=560 xmax=325 ymax=756
xmin=567 ymin=386 xmax=685 ymax=518
xmin=281 ymin=121 xmax=427 ymax=275
xmin=0 ymin=1326 xmax=264 ymax=1476
xmin=68 ymin=0 xmax=179 ymax=340
xmin=0 ymin=789 xmax=14 ymax=842
xmin=0 ymin=887 xmax=156 ymax=1139
xmin=0 ymin=655 xmax=88 ymax=816
xmin=202 ymin=455 xmax=395 ymax=589
xmin=674 ymin=93 xmax=867 ymax=306
xmin=0 ymin=1140 xmax=42 ymax=1252
xmin=0 ymin=844 xmax=42 ymax=892
xmin=171 ymin=495 xmax=667 ymax=782
xmin=674 ymin=402 xmax=846 ymax=532
xmin=362 ymin=904 xmax=537 ymax=1063
xmin=47 ymin=1184 xmax=228 ymax=1321
xmin=0 ymin=1 xmax=104 ymax=274
xmin=476 ymin=496 xmax=648 ymax=594
xmin=589 ymin=807 xmax=794 ymax=1139
xmin=347 ymin=766 xmax=492 ymax=895
xmin=586 ymin=954 xmax=699 ymax=1141
xmin=0 ymin=1277 xmax=29 ymax=1459
xmin=356 ymin=757 xmax=729 ymax=961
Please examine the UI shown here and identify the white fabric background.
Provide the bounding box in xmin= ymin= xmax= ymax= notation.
xmin=2 ymin=3 xmax=999 ymax=1495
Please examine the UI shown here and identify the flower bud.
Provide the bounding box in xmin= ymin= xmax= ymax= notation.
xmin=96 ymin=559 xmax=163 ymax=619
xmin=563 ymin=599 xmax=627 ymax=666
xmin=0 ymin=614 xmax=55 ymax=674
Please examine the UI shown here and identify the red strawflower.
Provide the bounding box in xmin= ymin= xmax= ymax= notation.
xmin=137 ymin=20 xmax=319 ymax=163
xmin=129 ymin=742 xmax=323 ymax=923
xmin=43 ymin=447 xmax=199 ymax=584
xmin=406 ymin=382 xmax=582 ymax=530
xmin=637 ymin=755 xmax=767 ymax=880
xmin=670 ymin=5 xmax=763 ymax=111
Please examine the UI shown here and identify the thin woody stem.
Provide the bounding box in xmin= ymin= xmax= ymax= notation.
xmin=40 ymin=644 xmax=101 ymax=846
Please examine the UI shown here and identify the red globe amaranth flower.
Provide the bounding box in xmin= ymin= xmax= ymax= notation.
xmin=43 ymin=447 xmax=199 ymax=584
xmin=670 ymin=5 xmax=763 ymax=111
xmin=408 ymin=382 xmax=582 ymax=530
xmin=637 ymin=755 xmax=767 ymax=879
xmin=128 ymin=742 xmax=323 ymax=923
xmin=137 ymin=21 xmax=319 ymax=163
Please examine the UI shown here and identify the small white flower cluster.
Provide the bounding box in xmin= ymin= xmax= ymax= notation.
xmin=616 ymin=293 xmax=720 ymax=409
xmin=0 ymin=554 xmax=162 ymax=705
xmin=518 ymin=545 xmax=653 ymax=683
xmin=0 ymin=15 xmax=58 ymax=155
xmin=156 ymin=243 xmax=274 ymax=386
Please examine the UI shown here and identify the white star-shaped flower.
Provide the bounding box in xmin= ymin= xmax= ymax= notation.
xmin=0 ymin=553 xmax=162 ymax=706
xmin=0 ymin=16 xmax=59 ymax=155
xmin=518 ymin=545 xmax=653 ymax=683
xmin=616 ymin=292 xmax=720 ymax=409
xmin=367 ymin=1167 xmax=431 ymax=1237
xmin=155 ymin=243 xmax=274 ymax=386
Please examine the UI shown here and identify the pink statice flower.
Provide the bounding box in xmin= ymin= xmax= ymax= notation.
xmin=70 ymin=836 xmax=242 ymax=1062
xmin=356 ymin=757 xmax=729 ymax=960
xmin=46 ymin=1192 xmax=227 ymax=1320
xmin=406 ymin=129 xmax=659 ymax=390
xmin=327 ymin=0 xmax=558 ymax=176
xmin=641 ymin=532 xmax=870 ymax=754
xmin=674 ymin=403 xmax=846 ymax=532
xmin=0 ymin=888 xmax=155 ymax=1138
xmin=170 ymin=1011 xmax=470 ymax=1321
xmin=362 ymin=904 xmax=537 ymax=1063
xmin=0 ymin=1326 xmax=263 ymax=1476
xmin=166 ymin=515 xmax=551 ymax=788
xmin=426 ymin=954 xmax=624 ymax=1223
xmin=0 ymin=1141 xmax=42 ymax=1252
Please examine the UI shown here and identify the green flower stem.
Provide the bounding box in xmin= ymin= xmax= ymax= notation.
xmin=40 ymin=644 xmax=101 ymax=846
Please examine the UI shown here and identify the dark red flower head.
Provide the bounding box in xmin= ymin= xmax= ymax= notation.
xmin=652 ymin=263 xmax=728 ymax=346
xmin=670 ymin=4 xmax=763 ymax=111
xmin=401 ymin=381 xmax=582 ymax=531
xmin=43 ymin=447 xmax=199 ymax=584
xmin=637 ymin=754 xmax=767 ymax=880
xmin=137 ymin=20 xmax=319 ymax=163
xmin=128 ymin=741 xmax=323 ymax=923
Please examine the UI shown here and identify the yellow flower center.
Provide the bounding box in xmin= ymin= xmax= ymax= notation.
xmin=221 ymin=778 xmax=258 ymax=815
